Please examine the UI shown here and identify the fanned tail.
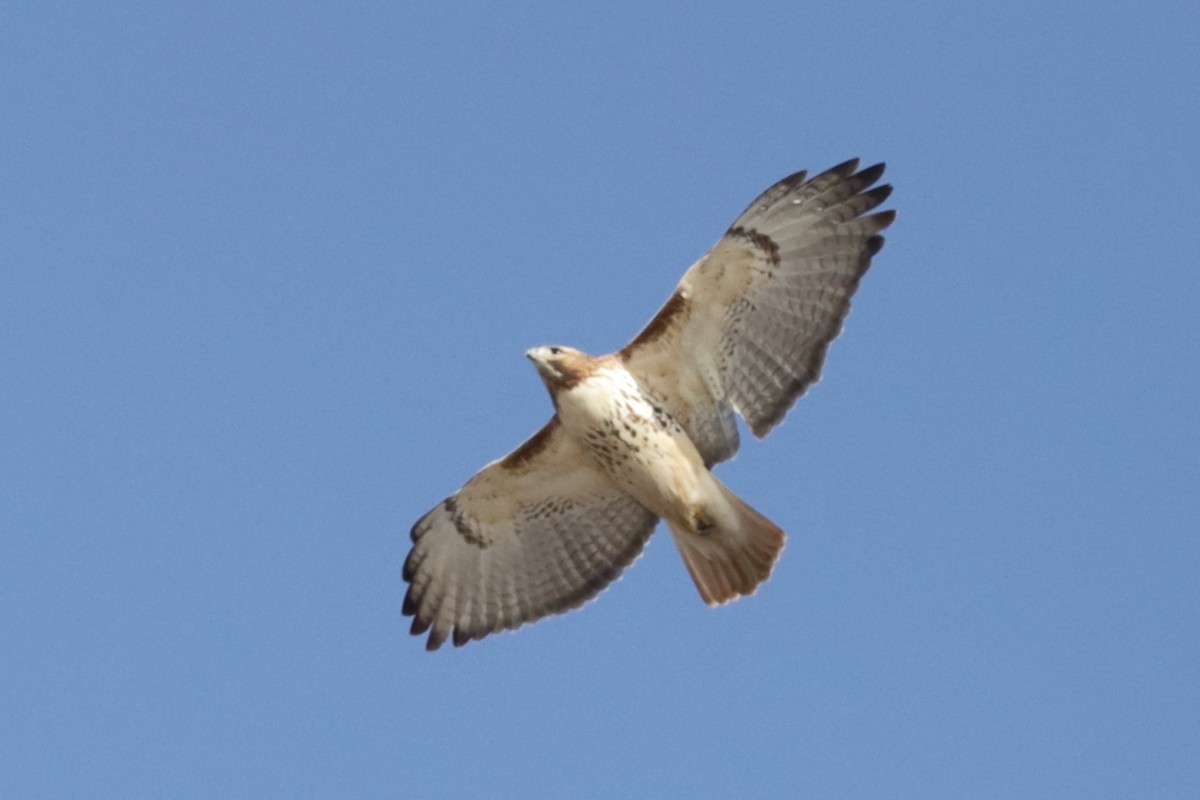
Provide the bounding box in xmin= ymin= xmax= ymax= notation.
xmin=667 ymin=478 xmax=785 ymax=606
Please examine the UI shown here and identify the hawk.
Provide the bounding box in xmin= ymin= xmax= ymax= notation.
xmin=404 ymin=159 xmax=894 ymax=649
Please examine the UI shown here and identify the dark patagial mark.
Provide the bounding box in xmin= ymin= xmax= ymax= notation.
xmin=727 ymin=226 xmax=781 ymax=265
xmin=620 ymin=290 xmax=689 ymax=357
xmin=501 ymin=418 xmax=559 ymax=471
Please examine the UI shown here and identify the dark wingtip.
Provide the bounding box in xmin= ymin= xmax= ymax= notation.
xmin=409 ymin=513 xmax=428 ymax=544
xmin=854 ymin=162 xmax=887 ymax=187
xmin=827 ymin=157 xmax=861 ymax=177
xmin=426 ymin=627 xmax=448 ymax=651
xmin=402 ymin=591 xmax=417 ymax=617
xmin=871 ymin=208 xmax=898 ymax=231
xmin=862 ymin=184 xmax=893 ymax=209
xmin=402 ymin=548 xmax=417 ymax=582
xmin=865 ymin=234 xmax=887 ymax=257
xmin=778 ymin=169 xmax=808 ymax=189
xmin=410 ymin=613 xmax=432 ymax=636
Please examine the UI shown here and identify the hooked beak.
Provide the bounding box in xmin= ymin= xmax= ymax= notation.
xmin=525 ymin=347 xmax=548 ymax=373
xmin=525 ymin=347 xmax=558 ymax=383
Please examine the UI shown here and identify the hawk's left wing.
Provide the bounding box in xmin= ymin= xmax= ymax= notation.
xmin=404 ymin=418 xmax=658 ymax=650
xmin=620 ymin=159 xmax=895 ymax=466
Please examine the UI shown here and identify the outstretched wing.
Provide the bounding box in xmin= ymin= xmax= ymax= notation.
xmin=620 ymin=159 xmax=895 ymax=465
xmin=403 ymin=418 xmax=658 ymax=650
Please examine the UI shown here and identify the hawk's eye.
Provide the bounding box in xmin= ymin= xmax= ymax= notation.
xmin=549 ymin=346 xmax=562 ymax=356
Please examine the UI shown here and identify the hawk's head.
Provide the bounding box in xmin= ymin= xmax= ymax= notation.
xmin=526 ymin=345 xmax=594 ymax=394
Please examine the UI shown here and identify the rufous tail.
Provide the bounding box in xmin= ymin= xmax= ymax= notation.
xmin=666 ymin=478 xmax=785 ymax=606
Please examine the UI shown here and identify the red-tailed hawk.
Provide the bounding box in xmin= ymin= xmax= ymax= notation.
xmin=404 ymin=159 xmax=894 ymax=649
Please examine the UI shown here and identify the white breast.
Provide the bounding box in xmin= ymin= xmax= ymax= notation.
xmin=556 ymin=366 xmax=708 ymax=520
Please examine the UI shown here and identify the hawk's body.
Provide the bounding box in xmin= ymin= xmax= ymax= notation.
xmin=405 ymin=160 xmax=895 ymax=649
xmin=537 ymin=349 xmax=783 ymax=606
xmin=546 ymin=352 xmax=711 ymax=529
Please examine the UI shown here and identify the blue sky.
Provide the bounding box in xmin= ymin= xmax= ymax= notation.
xmin=3 ymin=2 xmax=1198 ymax=797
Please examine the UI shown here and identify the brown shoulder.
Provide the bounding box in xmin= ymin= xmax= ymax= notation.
xmin=619 ymin=290 xmax=690 ymax=358
xmin=500 ymin=417 xmax=561 ymax=471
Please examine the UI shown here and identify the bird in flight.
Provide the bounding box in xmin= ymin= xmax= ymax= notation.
xmin=404 ymin=159 xmax=894 ymax=650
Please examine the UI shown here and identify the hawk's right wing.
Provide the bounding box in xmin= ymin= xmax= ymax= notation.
xmin=403 ymin=418 xmax=658 ymax=650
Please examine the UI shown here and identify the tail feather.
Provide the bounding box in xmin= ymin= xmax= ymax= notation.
xmin=668 ymin=479 xmax=785 ymax=606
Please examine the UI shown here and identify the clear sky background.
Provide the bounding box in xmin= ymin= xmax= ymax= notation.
xmin=3 ymin=2 xmax=1198 ymax=797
